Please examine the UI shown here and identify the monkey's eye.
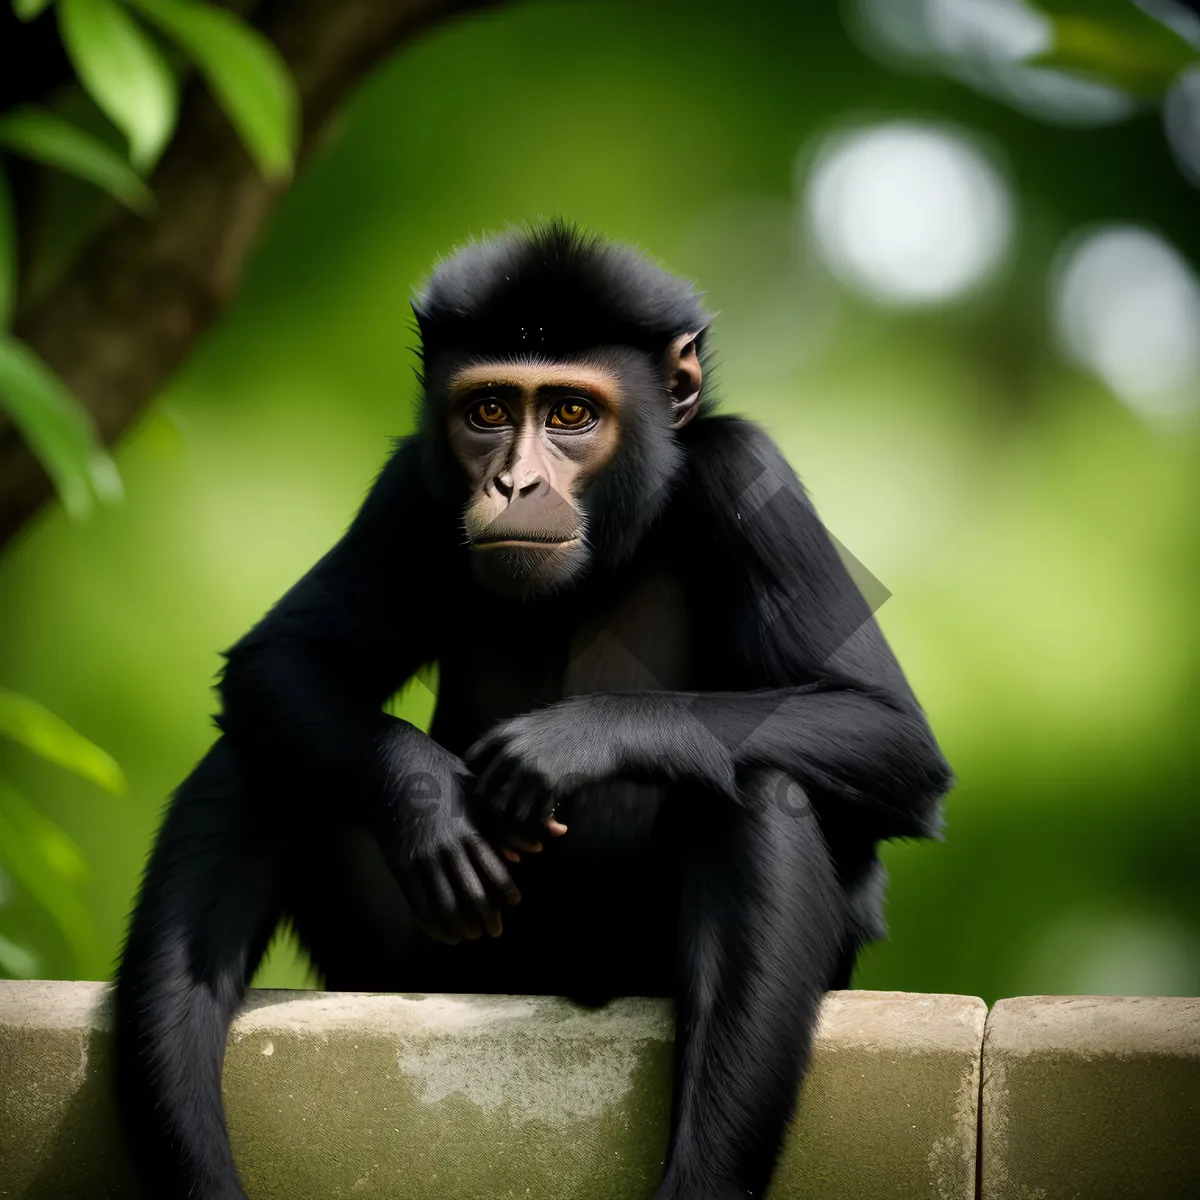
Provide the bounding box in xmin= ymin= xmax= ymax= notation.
xmin=468 ymin=400 xmax=511 ymax=429
xmin=548 ymin=400 xmax=595 ymax=430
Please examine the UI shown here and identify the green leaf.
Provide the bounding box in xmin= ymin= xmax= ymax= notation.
xmin=0 ymin=106 xmax=154 ymax=212
xmin=130 ymin=0 xmax=297 ymax=178
xmin=0 ymin=930 xmax=41 ymax=979
xmin=58 ymin=0 xmax=180 ymax=171
xmin=0 ymin=166 xmax=14 ymax=328
xmin=0 ymin=783 xmax=94 ymax=966
xmin=0 ymin=689 xmax=125 ymax=793
xmin=13 ymin=0 xmax=54 ymax=20
xmin=1028 ymin=3 xmax=1199 ymax=97
xmin=0 ymin=787 xmax=88 ymax=885
xmin=0 ymin=333 xmax=123 ymax=520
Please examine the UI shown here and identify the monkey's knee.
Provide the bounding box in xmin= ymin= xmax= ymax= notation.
xmin=727 ymin=768 xmax=844 ymax=927
xmin=736 ymin=769 xmax=826 ymax=853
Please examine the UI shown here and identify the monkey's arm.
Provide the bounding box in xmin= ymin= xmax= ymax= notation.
xmin=469 ymin=684 xmax=946 ymax=841
xmin=217 ymin=436 xmax=440 ymax=775
xmin=469 ymin=417 xmax=951 ymax=842
xmin=217 ymin=436 xmax=518 ymax=940
xmin=671 ymin=417 xmax=952 ymax=837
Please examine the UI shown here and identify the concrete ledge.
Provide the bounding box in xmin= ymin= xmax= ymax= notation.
xmin=981 ymin=995 xmax=1200 ymax=1200
xmin=7 ymin=985 xmax=1196 ymax=1198
xmin=0 ymin=982 xmax=984 ymax=1199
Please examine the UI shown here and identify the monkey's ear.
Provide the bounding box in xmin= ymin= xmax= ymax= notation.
xmin=664 ymin=331 xmax=703 ymax=428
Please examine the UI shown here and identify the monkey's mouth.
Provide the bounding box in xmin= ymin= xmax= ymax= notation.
xmin=473 ymin=536 xmax=582 ymax=550
xmin=470 ymin=534 xmax=587 ymax=597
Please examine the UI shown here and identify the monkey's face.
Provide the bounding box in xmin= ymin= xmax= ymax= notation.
xmin=445 ymin=360 xmax=623 ymax=598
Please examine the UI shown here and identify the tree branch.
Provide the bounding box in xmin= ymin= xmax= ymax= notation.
xmin=0 ymin=0 xmax=500 ymax=548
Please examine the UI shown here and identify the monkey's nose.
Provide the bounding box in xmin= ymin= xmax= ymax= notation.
xmin=494 ymin=472 xmax=544 ymax=500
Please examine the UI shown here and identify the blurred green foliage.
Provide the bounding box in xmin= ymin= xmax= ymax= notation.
xmin=0 ymin=0 xmax=298 ymax=521
xmin=1031 ymin=0 xmax=1199 ymax=94
xmin=0 ymin=688 xmax=123 ymax=976
xmin=0 ymin=0 xmax=299 ymax=964
xmin=0 ymin=0 xmax=1198 ymax=1003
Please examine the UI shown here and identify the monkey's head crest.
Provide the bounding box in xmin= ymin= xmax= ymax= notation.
xmin=411 ymin=219 xmax=711 ymax=363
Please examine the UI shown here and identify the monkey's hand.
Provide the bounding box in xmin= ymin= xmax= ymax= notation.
xmin=466 ymin=693 xmax=736 ymax=839
xmin=374 ymin=723 xmax=521 ymax=943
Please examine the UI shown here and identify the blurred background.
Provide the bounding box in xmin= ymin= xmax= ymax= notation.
xmin=1 ymin=0 xmax=1198 ymax=1001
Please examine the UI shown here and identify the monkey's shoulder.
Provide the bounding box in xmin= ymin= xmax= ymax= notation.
xmin=682 ymin=411 xmax=793 ymax=461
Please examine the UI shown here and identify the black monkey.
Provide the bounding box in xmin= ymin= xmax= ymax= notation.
xmin=115 ymin=222 xmax=952 ymax=1200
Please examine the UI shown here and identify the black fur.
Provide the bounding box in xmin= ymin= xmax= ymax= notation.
xmin=115 ymin=223 xmax=952 ymax=1200
xmin=413 ymin=219 xmax=711 ymax=362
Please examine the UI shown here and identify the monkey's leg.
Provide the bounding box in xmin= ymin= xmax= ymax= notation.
xmin=115 ymin=738 xmax=283 ymax=1200
xmin=656 ymin=769 xmax=847 ymax=1200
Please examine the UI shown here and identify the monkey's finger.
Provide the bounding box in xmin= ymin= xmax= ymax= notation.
xmin=403 ymin=874 xmax=459 ymax=945
xmin=502 ymin=848 xmax=521 ymax=863
xmin=485 ymin=765 xmax=529 ymax=821
xmin=505 ymin=836 xmax=543 ymax=854
xmin=445 ymin=846 xmax=501 ymax=938
xmin=379 ymin=841 xmax=466 ymax=939
xmin=534 ymin=792 xmax=563 ymax=829
xmin=509 ymin=778 xmax=547 ymax=827
xmin=426 ymin=861 xmax=481 ymax=941
xmin=516 ymin=771 xmax=558 ymax=828
xmin=495 ymin=791 xmax=547 ymax=843
xmin=466 ymin=836 xmax=523 ymax=909
xmin=416 ymin=875 xmax=465 ymax=944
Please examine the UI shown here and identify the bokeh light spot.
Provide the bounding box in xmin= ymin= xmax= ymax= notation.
xmin=1165 ymin=67 xmax=1200 ymax=189
xmin=926 ymin=0 xmax=1048 ymax=60
xmin=1052 ymin=226 xmax=1200 ymax=422
xmin=800 ymin=121 xmax=1013 ymax=307
xmin=849 ymin=0 xmax=1136 ymax=126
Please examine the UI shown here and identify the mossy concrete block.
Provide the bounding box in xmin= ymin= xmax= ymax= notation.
xmin=0 ymin=981 xmax=985 ymax=1198
xmin=222 ymin=989 xmax=676 ymax=1200
xmin=774 ymin=990 xmax=986 ymax=1200
xmin=981 ymin=995 xmax=1200 ymax=1200
xmin=0 ymin=980 xmax=134 ymax=1198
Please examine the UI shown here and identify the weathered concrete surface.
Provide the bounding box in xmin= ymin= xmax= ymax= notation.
xmin=773 ymin=990 xmax=985 ymax=1200
xmin=0 ymin=981 xmax=985 ymax=1198
xmin=0 ymin=980 xmax=135 ymax=1199
xmin=981 ymin=995 xmax=1200 ymax=1200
